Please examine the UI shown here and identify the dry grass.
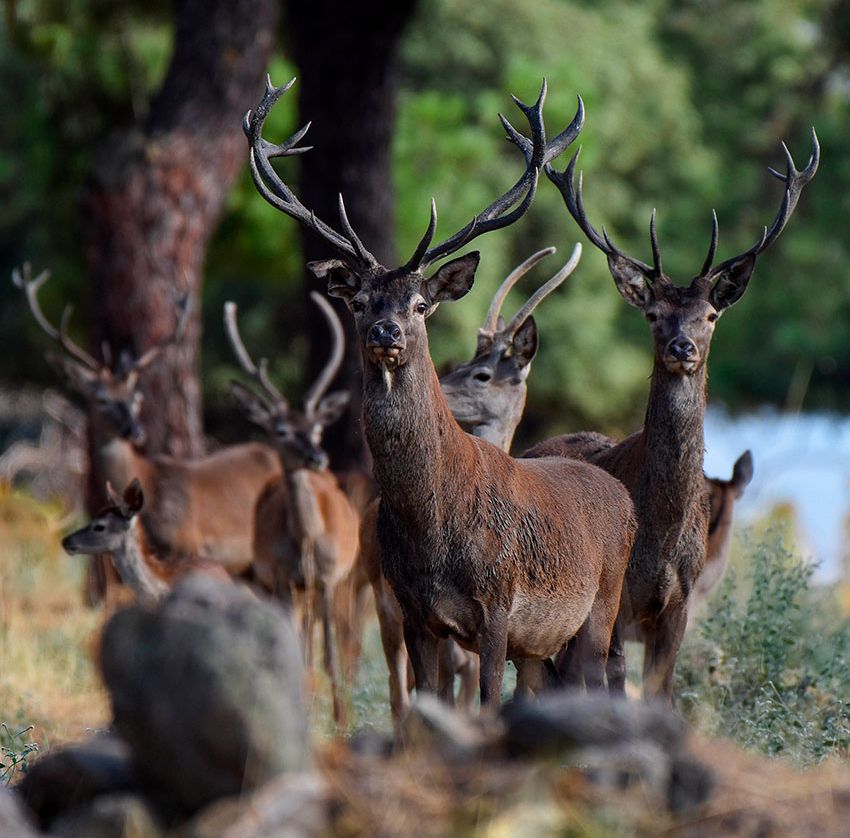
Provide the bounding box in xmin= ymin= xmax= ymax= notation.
xmin=0 ymin=485 xmax=109 ymax=754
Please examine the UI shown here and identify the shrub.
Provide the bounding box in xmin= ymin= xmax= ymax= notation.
xmin=677 ymin=532 xmax=850 ymax=765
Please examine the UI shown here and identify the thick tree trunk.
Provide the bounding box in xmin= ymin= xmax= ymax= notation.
xmin=83 ymin=0 xmax=278 ymax=459
xmin=287 ymin=0 xmax=419 ymax=471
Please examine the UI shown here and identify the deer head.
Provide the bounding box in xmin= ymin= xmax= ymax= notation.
xmin=439 ymin=245 xmax=581 ymax=450
xmin=62 ymin=479 xmax=144 ymax=555
xmin=547 ymin=132 xmax=819 ymax=376
xmin=13 ymin=264 xmax=188 ymax=445
xmin=243 ymin=77 xmax=583 ymax=374
xmin=224 ymin=293 xmax=350 ymax=471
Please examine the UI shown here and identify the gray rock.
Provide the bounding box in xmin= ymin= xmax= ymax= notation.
xmin=18 ymin=732 xmax=137 ymax=829
xmin=99 ymin=574 xmax=308 ymax=814
xmin=0 ymin=784 xmax=39 ymax=837
xmin=50 ymin=793 xmax=163 ymax=838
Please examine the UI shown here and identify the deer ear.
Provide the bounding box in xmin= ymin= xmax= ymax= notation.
xmin=309 ymin=259 xmax=359 ymax=301
xmin=123 ymin=478 xmax=144 ymax=515
xmin=105 ymin=481 xmax=123 ymax=508
xmin=607 ymin=254 xmax=652 ymax=311
xmin=425 ymin=252 xmax=479 ymax=306
xmin=511 ymin=317 xmax=539 ymax=370
xmin=314 ymin=390 xmax=350 ymax=427
xmin=731 ymin=450 xmax=754 ymax=493
xmin=230 ymin=381 xmax=275 ymax=430
xmin=709 ymin=254 xmax=756 ymax=311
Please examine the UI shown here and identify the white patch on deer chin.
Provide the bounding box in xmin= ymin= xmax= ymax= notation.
xmin=382 ymin=366 xmax=393 ymax=393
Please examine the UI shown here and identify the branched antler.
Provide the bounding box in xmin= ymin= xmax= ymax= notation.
xmin=303 ymin=292 xmax=346 ymax=419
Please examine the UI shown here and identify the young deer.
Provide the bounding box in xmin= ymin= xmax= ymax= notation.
xmin=224 ymin=294 xmax=358 ymax=724
xmin=246 ymin=76 xmax=636 ymax=708
xmin=361 ymin=247 xmax=577 ymax=721
xmin=526 ymin=135 xmax=817 ymax=702
xmin=61 ymin=479 xmax=230 ymax=605
xmin=13 ymin=266 xmax=282 ymax=595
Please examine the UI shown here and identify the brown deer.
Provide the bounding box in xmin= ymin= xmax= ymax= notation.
xmin=61 ymin=479 xmax=230 ymax=605
xmin=13 ymin=265 xmax=282 ymax=592
xmin=245 ymin=76 xmax=636 ymax=708
xmin=692 ymin=450 xmax=753 ymax=615
xmin=526 ymin=134 xmax=818 ymax=702
xmin=361 ymin=246 xmax=579 ymax=721
xmin=224 ymin=295 xmax=358 ymax=724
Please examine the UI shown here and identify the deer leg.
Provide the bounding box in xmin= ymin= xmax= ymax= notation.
xmin=643 ymin=605 xmax=687 ymax=706
xmin=554 ymin=636 xmax=584 ymax=689
xmin=437 ymin=640 xmax=457 ymax=706
xmin=321 ymin=585 xmax=345 ymax=726
xmin=455 ymin=648 xmax=480 ymax=712
xmin=606 ymin=616 xmax=627 ymax=697
xmin=374 ymin=582 xmax=410 ymax=732
xmin=478 ymin=611 xmax=508 ymax=711
xmin=403 ymin=621 xmax=439 ymax=696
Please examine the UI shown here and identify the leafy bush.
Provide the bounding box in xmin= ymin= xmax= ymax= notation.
xmin=677 ymin=532 xmax=850 ymax=765
xmin=0 ymin=717 xmax=38 ymax=785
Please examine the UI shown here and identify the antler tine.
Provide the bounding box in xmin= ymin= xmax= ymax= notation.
xmin=304 ymin=291 xmax=346 ymax=418
xmin=223 ymin=302 xmax=287 ymax=407
xmin=58 ymin=306 xmax=101 ymax=371
xmin=416 ymin=80 xmax=566 ymax=270
xmin=131 ymin=295 xmax=192 ymax=372
xmin=699 ymin=210 xmax=719 ymax=277
xmin=482 ymin=246 xmax=556 ymax=333
xmin=504 ymin=242 xmax=582 ymax=338
xmin=712 ymin=128 xmax=819 ymax=275
xmin=244 ymin=76 xmax=376 ymax=269
xmin=13 ymin=263 xmax=60 ymax=340
xmin=502 ymin=92 xmax=585 ymax=170
xmin=404 ymin=198 xmax=438 ymax=272
xmin=546 ymin=148 xmax=655 ymax=277
xmin=337 ymin=194 xmax=374 ymax=266
xmin=649 ymin=209 xmax=662 ymax=277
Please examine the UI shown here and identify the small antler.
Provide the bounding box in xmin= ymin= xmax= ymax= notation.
xmin=223 ymin=301 xmax=287 ymax=408
xmin=546 ymin=149 xmax=658 ymax=280
xmin=502 ymin=243 xmax=582 ymax=339
xmin=706 ymin=128 xmax=820 ymax=277
xmin=13 ymin=263 xmax=102 ymax=370
xmin=406 ymin=83 xmax=585 ymax=272
xmin=481 ymin=247 xmax=556 ymax=334
xmin=244 ymin=76 xmax=377 ymax=271
xmin=303 ymin=292 xmax=346 ymax=419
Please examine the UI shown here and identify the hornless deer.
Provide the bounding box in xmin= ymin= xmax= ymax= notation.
xmin=361 ymin=247 xmax=577 ymax=721
xmin=13 ymin=265 xmax=282 ymax=592
xmin=245 ymin=76 xmax=637 ymax=708
xmin=61 ymin=479 xmax=230 ymax=605
xmin=526 ymin=134 xmax=818 ymax=703
xmin=224 ymin=295 xmax=358 ymax=724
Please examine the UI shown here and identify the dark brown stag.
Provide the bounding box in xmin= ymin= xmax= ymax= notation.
xmin=245 ymin=76 xmax=636 ymax=707
xmin=526 ymin=134 xmax=818 ymax=702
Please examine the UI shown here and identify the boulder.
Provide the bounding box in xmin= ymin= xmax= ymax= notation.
xmin=99 ymin=574 xmax=308 ymax=814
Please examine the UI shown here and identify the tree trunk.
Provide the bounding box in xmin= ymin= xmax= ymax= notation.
xmin=287 ymin=0 xmax=419 ymax=471
xmin=83 ymin=0 xmax=278 ymax=459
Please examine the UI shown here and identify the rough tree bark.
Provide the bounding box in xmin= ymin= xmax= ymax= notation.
xmin=83 ymin=0 xmax=278 ymax=459
xmin=287 ymin=0 xmax=419 ymax=471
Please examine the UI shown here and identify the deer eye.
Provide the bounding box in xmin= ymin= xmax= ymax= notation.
xmin=93 ymin=523 xmax=106 ymax=532
xmin=415 ymin=301 xmax=429 ymax=315
xmin=646 ymin=312 xmax=659 ymax=323
xmin=707 ymin=312 xmax=719 ymax=323
xmin=350 ymin=300 xmax=365 ymax=314
xmin=474 ymin=370 xmax=492 ymax=383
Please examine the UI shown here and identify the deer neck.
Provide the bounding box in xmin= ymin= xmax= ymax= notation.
xmin=363 ymin=341 xmax=473 ymax=522
xmin=284 ymin=467 xmax=325 ymax=544
xmin=111 ymin=518 xmax=169 ymax=603
xmin=641 ymin=363 xmax=707 ymax=507
xmin=90 ymin=425 xmax=147 ymax=492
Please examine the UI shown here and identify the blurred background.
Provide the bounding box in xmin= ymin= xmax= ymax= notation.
xmin=1 ymin=0 xmax=849 ymax=573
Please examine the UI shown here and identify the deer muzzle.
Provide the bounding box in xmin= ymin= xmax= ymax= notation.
xmin=366 ymin=320 xmax=405 ymax=368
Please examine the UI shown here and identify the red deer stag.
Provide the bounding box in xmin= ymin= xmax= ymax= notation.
xmin=224 ymin=295 xmax=358 ymax=724
xmin=13 ymin=265 xmax=281 ymax=590
xmin=62 ymin=479 xmax=230 ymax=604
xmin=361 ymin=246 xmax=579 ymax=721
xmin=245 ymin=76 xmax=636 ymax=708
xmin=526 ymin=134 xmax=818 ymax=703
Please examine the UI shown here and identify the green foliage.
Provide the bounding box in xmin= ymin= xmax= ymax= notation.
xmin=0 ymin=716 xmax=39 ymax=785
xmin=677 ymin=532 xmax=850 ymax=765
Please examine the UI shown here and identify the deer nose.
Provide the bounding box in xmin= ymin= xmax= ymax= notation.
xmin=367 ymin=320 xmax=402 ymax=347
xmin=668 ymin=337 xmax=697 ymax=361
xmin=307 ymin=450 xmax=329 ymax=471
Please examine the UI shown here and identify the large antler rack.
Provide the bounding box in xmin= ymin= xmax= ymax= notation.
xmin=223 ymin=301 xmax=288 ymax=410
xmin=245 ymin=76 xmax=585 ymax=275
